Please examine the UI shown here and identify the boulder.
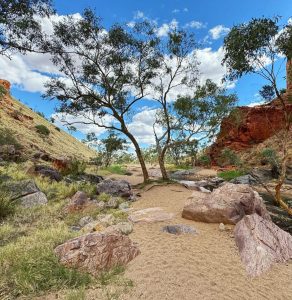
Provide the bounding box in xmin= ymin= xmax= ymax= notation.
xmin=96 ymin=179 xmax=132 ymax=199
xmin=182 ymin=183 xmax=271 ymax=225
xmin=67 ymin=191 xmax=89 ymax=212
xmin=54 ymin=232 xmax=140 ymax=275
xmin=18 ymin=191 xmax=48 ymax=208
xmin=3 ymin=179 xmax=39 ymax=200
xmin=230 ymin=175 xmax=257 ymax=185
xmin=129 ymin=207 xmax=174 ymax=223
xmin=234 ymin=213 xmax=292 ymax=277
xmin=170 ymin=169 xmax=195 ymax=180
xmin=162 ymin=224 xmax=198 ymax=235
xmin=34 ymin=165 xmax=62 ymax=182
xmin=82 ymin=221 xmax=105 ymax=233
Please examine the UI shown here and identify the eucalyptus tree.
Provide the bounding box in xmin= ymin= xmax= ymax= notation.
xmin=223 ymin=17 xmax=292 ymax=214
xmin=0 ymin=0 xmax=53 ymax=56
xmin=43 ymin=11 xmax=161 ymax=182
xmin=151 ymin=29 xmax=199 ymax=179
xmin=154 ymin=77 xmax=237 ymax=180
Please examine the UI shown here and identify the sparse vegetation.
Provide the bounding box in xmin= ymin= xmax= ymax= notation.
xmin=217 ymin=148 xmax=241 ymax=167
xmin=35 ymin=124 xmax=50 ymax=136
xmin=196 ymin=154 xmax=211 ymax=167
xmin=0 ymin=190 xmax=15 ymax=220
xmin=218 ymin=169 xmax=246 ymax=181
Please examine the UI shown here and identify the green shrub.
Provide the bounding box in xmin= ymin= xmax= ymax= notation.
xmin=218 ymin=169 xmax=245 ymax=181
xmin=35 ymin=124 xmax=50 ymax=136
xmin=105 ymin=164 xmax=127 ymax=175
xmin=217 ymin=148 xmax=241 ymax=167
xmin=62 ymin=159 xmax=86 ymax=177
xmin=55 ymin=126 xmax=61 ymax=132
xmin=0 ymin=191 xmax=15 ymax=220
xmin=98 ymin=192 xmax=111 ymax=202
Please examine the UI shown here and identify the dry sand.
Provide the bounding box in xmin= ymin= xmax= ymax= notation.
xmin=103 ymin=168 xmax=292 ymax=300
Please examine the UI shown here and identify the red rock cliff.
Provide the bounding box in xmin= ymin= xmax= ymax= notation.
xmin=0 ymin=79 xmax=11 ymax=92
xmin=210 ymin=59 xmax=292 ymax=163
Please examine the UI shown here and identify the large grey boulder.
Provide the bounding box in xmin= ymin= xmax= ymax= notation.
xmin=19 ymin=191 xmax=48 ymax=208
xmin=234 ymin=213 xmax=292 ymax=277
xmin=54 ymin=232 xmax=140 ymax=275
xmin=182 ymin=183 xmax=271 ymax=225
xmin=230 ymin=175 xmax=257 ymax=185
xmin=96 ymin=179 xmax=132 ymax=199
xmin=3 ymin=179 xmax=39 ymax=200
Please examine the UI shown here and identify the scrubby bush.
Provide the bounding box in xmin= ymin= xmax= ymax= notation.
xmin=218 ymin=169 xmax=245 ymax=181
xmin=260 ymin=148 xmax=280 ymax=177
xmin=0 ymin=191 xmax=15 ymax=220
xmin=217 ymin=148 xmax=241 ymax=167
xmin=35 ymin=124 xmax=50 ymax=136
xmin=61 ymin=159 xmax=86 ymax=177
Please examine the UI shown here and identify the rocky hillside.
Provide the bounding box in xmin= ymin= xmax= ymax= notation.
xmin=0 ymin=79 xmax=97 ymax=161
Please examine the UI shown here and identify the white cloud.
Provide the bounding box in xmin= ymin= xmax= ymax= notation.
xmin=128 ymin=108 xmax=162 ymax=144
xmin=156 ymin=19 xmax=178 ymax=37
xmin=185 ymin=20 xmax=206 ymax=29
xmin=183 ymin=8 xmax=189 ymax=12
xmin=172 ymin=9 xmax=180 ymax=13
xmin=134 ymin=10 xmax=145 ymax=20
xmin=247 ymin=101 xmax=265 ymax=107
xmin=127 ymin=21 xmax=136 ymax=28
xmin=209 ymin=25 xmax=230 ymax=40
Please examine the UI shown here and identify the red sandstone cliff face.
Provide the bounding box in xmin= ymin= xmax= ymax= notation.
xmin=209 ymin=99 xmax=292 ymax=163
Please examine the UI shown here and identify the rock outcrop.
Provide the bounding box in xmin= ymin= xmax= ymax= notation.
xmin=182 ymin=183 xmax=271 ymax=224
xmin=0 ymin=79 xmax=11 ymax=92
xmin=96 ymin=179 xmax=133 ymax=199
xmin=234 ymin=213 xmax=292 ymax=276
xmin=54 ymin=232 xmax=140 ymax=275
xmin=209 ymin=59 xmax=292 ymax=163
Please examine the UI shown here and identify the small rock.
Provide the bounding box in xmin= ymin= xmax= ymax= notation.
xmin=79 ymin=216 xmax=94 ymax=227
xmin=19 ymin=191 xmax=48 ymax=208
xmin=99 ymin=214 xmax=115 ymax=226
xmin=119 ymin=202 xmax=129 ymax=211
xmin=219 ymin=223 xmax=225 ymax=231
xmin=67 ymin=191 xmax=89 ymax=212
xmin=106 ymin=197 xmax=119 ymax=209
xmin=162 ymin=224 xmax=198 ymax=235
xmin=106 ymin=222 xmax=133 ymax=235
xmin=95 ymin=201 xmax=106 ymax=210
xmin=82 ymin=221 xmax=105 ymax=233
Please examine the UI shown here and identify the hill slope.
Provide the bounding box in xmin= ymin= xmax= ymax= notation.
xmin=0 ymin=80 xmax=97 ymax=160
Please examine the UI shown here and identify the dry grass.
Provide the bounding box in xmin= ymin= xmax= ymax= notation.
xmin=0 ymin=96 xmax=97 ymax=160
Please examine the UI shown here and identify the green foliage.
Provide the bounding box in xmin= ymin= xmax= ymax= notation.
xmin=196 ymin=154 xmax=211 ymax=167
xmin=259 ymin=85 xmax=275 ymax=101
xmin=61 ymin=159 xmax=86 ymax=177
xmin=0 ymin=224 xmax=91 ymax=298
xmin=55 ymin=126 xmax=61 ymax=132
xmin=217 ymin=148 xmax=241 ymax=167
xmin=35 ymin=124 xmax=50 ymax=136
xmin=218 ymin=169 xmax=246 ymax=181
xmin=0 ymin=85 xmax=6 ymax=98
xmin=65 ymin=286 xmax=86 ymax=300
xmin=98 ymin=266 xmax=126 ymax=286
xmin=98 ymin=192 xmax=112 ymax=202
xmin=36 ymin=111 xmax=46 ymax=118
xmin=228 ymin=108 xmax=247 ymax=130
xmin=0 ymin=191 xmax=15 ymax=220
xmin=104 ymin=164 xmax=127 ymax=175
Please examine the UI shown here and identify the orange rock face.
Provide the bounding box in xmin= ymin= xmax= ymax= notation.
xmin=209 ymin=99 xmax=292 ymax=163
xmin=0 ymin=79 xmax=11 ymax=91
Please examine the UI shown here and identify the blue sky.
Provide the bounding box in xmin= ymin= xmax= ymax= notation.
xmin=1 ymin=0 xmax=292 ymax=146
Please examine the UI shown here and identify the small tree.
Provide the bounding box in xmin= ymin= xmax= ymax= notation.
xmin=223 ymin=17 xmax=292 ymax=215
xmin=100 ymin=132 xmax=127 ymax=167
